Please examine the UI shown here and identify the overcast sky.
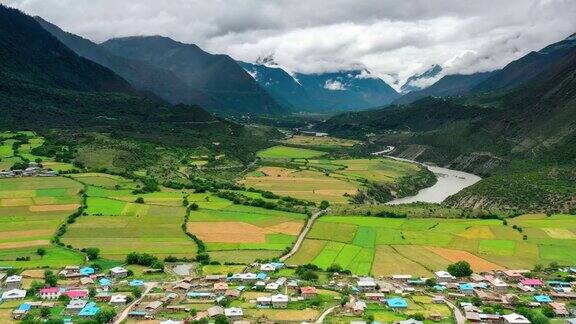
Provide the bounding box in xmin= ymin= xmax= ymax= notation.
xmin=4 ymin=0 xmax=576 ymax=88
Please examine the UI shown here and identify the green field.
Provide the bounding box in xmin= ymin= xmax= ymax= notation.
xmin=288 ymin=214 xmax=576 ymax=276
xmin=257 ymin=145 xmax=327 ymax=159
xmin=281 ymin=135 xmax=360 ymax=149
xmin=243 ymin=157 xmax=429 ymax=204
xmin=62 ymin=175 xmax=197 ymax=260
xmin=187 ymin=203 xmax=308 ymax=263
xmin=0 ymin=176 xmax=84 ymax=268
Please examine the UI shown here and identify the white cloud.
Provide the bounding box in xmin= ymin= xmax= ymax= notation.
xmin=4 ymin=0 xmax=576 ymax=88
xmin=324 ymin=80 xmax=347 ymax=91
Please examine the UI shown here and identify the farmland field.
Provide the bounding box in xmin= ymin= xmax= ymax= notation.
xmin=281 ymin=135 xmax=360 ymax=149
xmin=63 ymin=177 xmax=197 ymax=260
xmin=257 ymin=145 xmax=327 ymax=159
xmin=288 ymin=214 xmax=576 ymax=275
xmin=187 ymin=203 xmax=307 ymax=262
xmin=242 ymin=156 xmax=428 ymax=204
xmin=0 ymin=176 xmax=84 ymax=268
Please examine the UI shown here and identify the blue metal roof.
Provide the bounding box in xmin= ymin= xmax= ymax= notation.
xmin=129 ymin=279 xmax=145 ymax=286
xmin=534 ymin=295 xmax=552 ymax=303
xmin=256 ymin=272 xmax=267 ymax=280
xmin=99 ymin=278 xmax=112 ymax=286
xmin=79 ymin=302 xmax=100 ymax=316
xmin=79 ymin=267 xmax=95 ymax=275
xmin=459 ymin=283 xmax=474 ymax=291
xmin=387 ymin=297 xmax=408 ymax=308
xmin=17 ymin=304 xmax=31 ymax=311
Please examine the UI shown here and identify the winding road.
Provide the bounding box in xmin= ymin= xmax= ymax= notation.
xmin=315 ymin=305 xmax=338 ymax=323
xmin=114 ymin=281 xmax=157 ymax=324
xmin=444 ymin=298 xmax=465 ymax=324
xmin=280 ymin=208 xmax=327 ymax=262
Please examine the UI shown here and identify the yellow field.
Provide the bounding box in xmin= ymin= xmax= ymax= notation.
xmin=281 ymin=135 xmax=360 ymax=148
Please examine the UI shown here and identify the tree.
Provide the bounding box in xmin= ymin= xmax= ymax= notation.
xmin=189 ymin=202 xmax=199 ymax=211
xmin=40 ymin=307 xmax=51 ymax=318
xmin=135 ymin=197 xmax=144 ymax=204
xmin=409 ymin=313 xmax=425 ymax=321
xmin=425 ymin=278 xmax=436 ymax=287
xmin=84 ymin=247 xmax=100 ymax=260
xmin=299 ymin=269 xmax=319 ymax=281
xmin=95 ymin=308 xmax=116 ymax=323
xmin=326 ymin=263 xmax=343 ymax=273
xmin=447 ymin=261 xmax=472 ymax=277
xmin=319 ymin=200 xmax=330 ymax=210
xmin=36 ymin=248 xmax=46 ymax=258
xmin=214 ymin=314 xmax=229 ymax=324
xmin=44 ymin=270 xmax=57 ymax=287
xmin=28 ymin=280 xmax=44 ymax=295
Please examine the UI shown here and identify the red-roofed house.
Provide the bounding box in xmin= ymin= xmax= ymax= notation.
xmin=300 ymin=286 xmax=317 ymax=299
xmin=520 ymin=278 xmax=543 ymax=287
xmin=65 ymin=289 xmax=89 ymax=299
xmin=39 ymin=287 xmax=61 ymax=300
xmin=213 ymin=282 xmax=229 ymax=295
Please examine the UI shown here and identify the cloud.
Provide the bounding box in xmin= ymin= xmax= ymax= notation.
xmin=324 ymin=80 xmax=347 ymax=91
xmin=4 ymin=0 xmax=576 ymax=88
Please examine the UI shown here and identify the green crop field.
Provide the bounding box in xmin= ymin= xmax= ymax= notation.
xmin=63 ymin=183 xmax=197 ymax=260
xmin=257 ymin=145 xmax=327 ymax=159
xmin=288 ymin=214 xmax=576 ymax=276
xmin=281 ymin=135 xmax=360 ymax=149
xmin=0 ymin=176 xmax=84 ymax=268
xmin=70 ymin=172 xmax=138 ymax=189
xmin=186 ymin=202 xmax=307 ymax=263
xmin=245 ymin=146 xmax=432 ymax=204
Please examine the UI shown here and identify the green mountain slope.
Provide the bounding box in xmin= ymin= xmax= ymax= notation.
xmin=101 ymin=36 xmax=287 ymax=115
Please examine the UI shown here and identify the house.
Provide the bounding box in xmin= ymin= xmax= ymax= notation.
xmin=205 ymin=275 xmax=227 ymax=282
xmin=231 ymin=273 xmax=256 ymax=282
xmin=260 ymin=263 xmax=276 ymax=272
xmin=224 ymin=307 xmax=243 ymax=321
xmin=129 ymin=279 xmax=145 ymax=287
xmin=357 ymin=278 xmax=377 ymax=291
xmin=300 ymin=286 xmax=317 ymax=299
xmin=502 ymin=270 xmax=529 ymax=282
xmin=396 ymin=319 xmax=424 ymax=324
xmin=534 ymin=295 xmax=552 ymax=303
xmin=392 ymin=275 xmax=412 ymax=282
xmin=213 ymin=282 xmax=228 ymax=294
xmin=187 ymin=291 xmax=213 ymax=299
xmin=39 ymin=287 xmax=61 ymax=300
xmin=80 ymin=277 xmax=94 ymax=285
xmin=256 ymin=272 xmax=267 ymax=280
xmin=207 ymin=306 xmax=224 ymax=317
xmin=65 ymin=289 xmax=89 ymax=299
xmin=502 ymin=313 xmax=531 ymax=324
xmin=79 ymin=267 xmax=95 ymax=276
xmin=1 ymin=289 xmax=26 ymax=300
xmin=435 ymin=271 xmax=455 ymax=282
xmin=79 ymin=302 xmax=100 ymax=317
xmin=387 ymin=297 xmax=408 ymax=310
xmin=110 ymin=266 xmax=128 ymax=278
xmin=225 ymin=289 xmax=240 ymax=299
xmin=66 ymin=299 xmax=88 ymax=312
xmin=110 ymin=294 xmax=127 ymax=305
xmin=471 ymin=273 xmax=486 ymax=282
xmin=520 ymin=278 xmax=543 ymax=288
xmin=5 ymin=275 xmax=22 ymax=289
xmin=271 ymin=294 xmax=289 ymax=308
xmin=59 ymin=266 xmax=80 ymax=278
xmin=257 ymin=296 xmax=271 ymax=307
xmin=466 ymin=311 xmax=482 ymax=322
xmin=365 ymin=292 xmax=385 ymax=301
xmin=459 ymin=283 xmax=474 ymax=295
xmin=485 ymin=275 xmax=509 ymax=292
xmin=12 ymin=303 xmax=31 ymax=319
xmin=173 ymin=282 xmax=192 ymax=291
xmin=99 ymin=278 xmax=112 ymax=287
xmin=352 ymin=300 xmax=367 ymax=315
xmin=145 ymin=301 xmax=163 ymax=312
xmin=432 ymin=295 xmax=445 ymax=304
xmin=95 ymin=292 xmax=112 ymax=302
xmin=550 ymin=302 xmax=568 ymax=316
xmin=266 ymin=282 xmax=280 ymax=291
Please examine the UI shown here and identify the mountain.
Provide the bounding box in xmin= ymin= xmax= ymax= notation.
xmin=101 ymin=36 xmax=286 ymax=115
xmin=472 ymin=33 xmax=576 ymax=92
xmin=238 ymin=61 xmax=313 ymax=110
xmin=393 ymin=71 xmax=496 ymax=105
xmin=400 ymin=64 xmax=442 ymax=94
xmin=292 ymin=69 xmax=399 ymax=111
xmin=240 ymin=59 xmax=399 ymax=112
xmin=0 ymin=5 xmax=279 ymax=167
xmin=35 ymin=17 xmax=195 ymax=108
xmin=321 ymin=37 xmax=576 ymax=212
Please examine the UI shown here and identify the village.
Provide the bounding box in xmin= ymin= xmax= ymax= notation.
xmin=0 ymin=162 xmax=58 ymax=178
xmin=1 ymin=259 xmax=576 ymax=324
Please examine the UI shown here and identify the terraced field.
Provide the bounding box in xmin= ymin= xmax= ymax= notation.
xmin=288 ymin=214 xmax=576 ymax=276
xmin=187 ymin=204 xmax=307 ymax=263
xmin=243 ymin=157 xmax=427 ymax=204
xmin=281 ymin=135 xmax=360 ymax=149
xmin=0 ymin=176 xmax=84 ymax=268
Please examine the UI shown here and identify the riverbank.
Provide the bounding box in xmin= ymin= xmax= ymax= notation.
xmin=386 ymin=156 xmax=481 ymax=205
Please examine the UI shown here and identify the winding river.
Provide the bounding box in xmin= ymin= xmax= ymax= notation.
xmin=386 ymin=157 xmax=482 ymax=205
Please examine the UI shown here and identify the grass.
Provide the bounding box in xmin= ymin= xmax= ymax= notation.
xmin=70 ymin=172 xmax=138 ymax=189
xmin=281 ymin=135 xmax=360 ymax=149
xmin=0 ymin=246 xmax=84 ymax=268
xmin=257 ymin=145 xmax=327 ymax=159
xmin=288 ymin=214 xmax=576 ymax=275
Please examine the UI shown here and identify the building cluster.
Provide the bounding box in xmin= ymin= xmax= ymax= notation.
xmin=0 ymin=162 xmax=57 ymax=178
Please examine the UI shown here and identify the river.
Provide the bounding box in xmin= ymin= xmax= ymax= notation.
xmin=386 ymin=157 xmax=481 ymax=205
